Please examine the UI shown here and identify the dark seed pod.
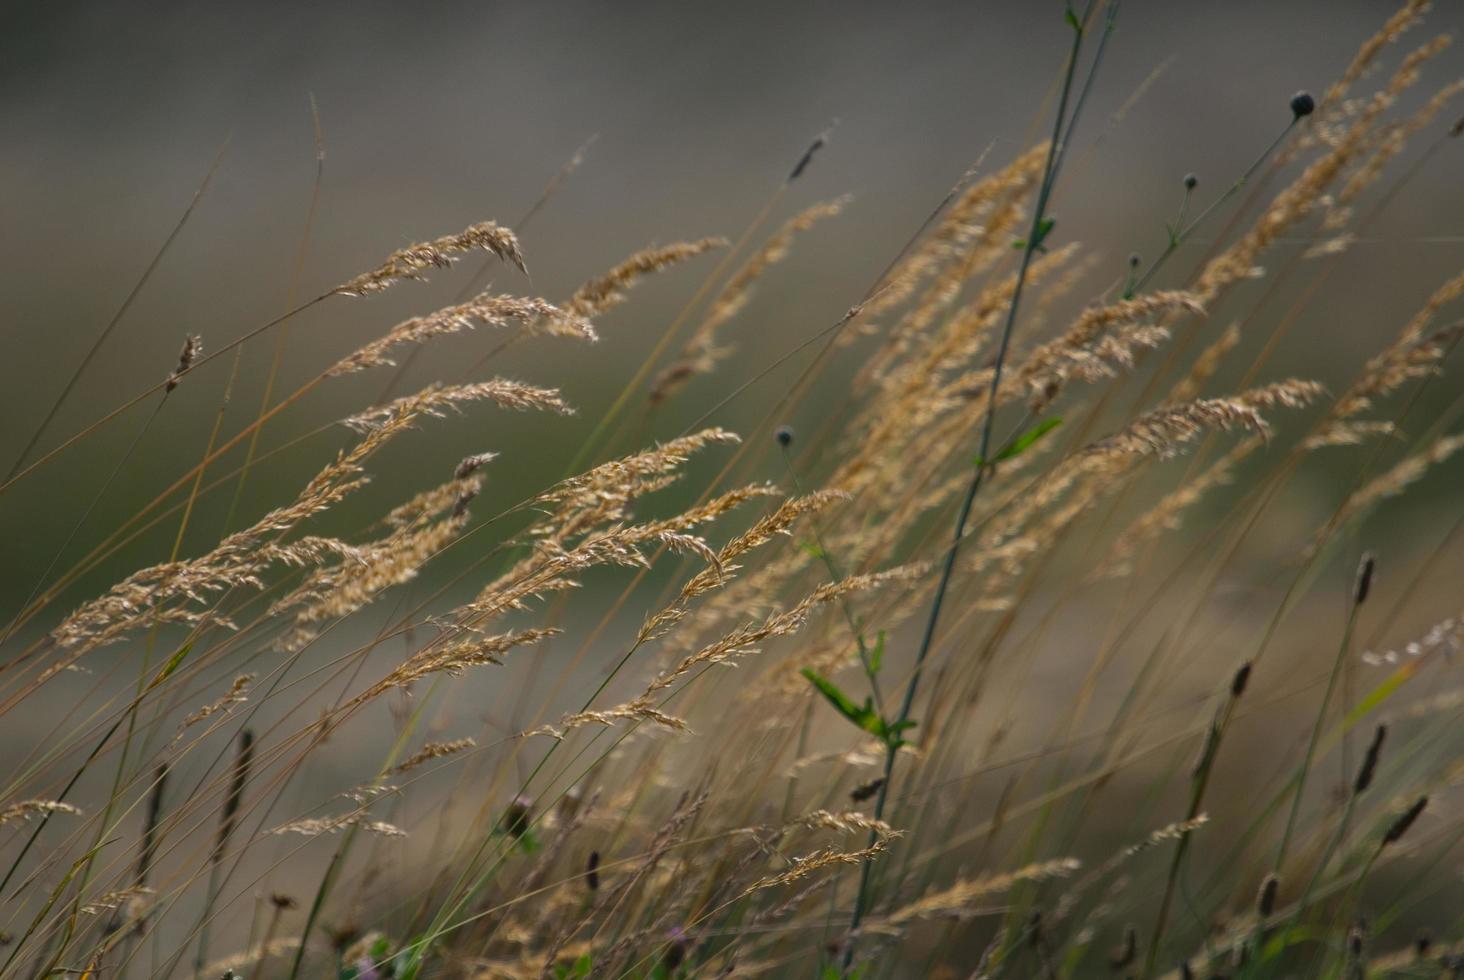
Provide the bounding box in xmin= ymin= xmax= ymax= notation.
xmin=1383 ymin=795 xmax=1427 ymax=845
xmin=788 ymin=133 xmax=826 ymax=182
xmin=499 ymin=795 xmax=533 ymax=839
xmin=1290 ymin=91 xmax=1316 ymax=117
xmin=1231 ymin=661 xmax=1253 ymax=699
xmin=850 ymin=777 xmax=885 ymax=803
xmin=1109 ymin=924 xmax=1137 ymax=968
xmin=137 ymin=764 xmax=168 ymax=887
xmin=1256 ymin=873 xmax=1280 ymax=918
xmin=1183 ymin=173 xmax=1198 ymax=190
xmin=663 ymin=926 xmax=690 ymax=970
xmin=1128 ymin=252 xmax=1142 ymax=269
xmin=1415 ymin=930 xmax=1433 ymax=958
xmin=1353 ymin=724 xmax=1386 ymax=795
xmin=586 ymin=850 xmax=600 ymax=891
xmin=215 ymin=730 xmax=254 ymax=863
xmin=775 ymin=425 xmax=795 ymax=448
xmin=1353 ymin=552 xmax=1376 ymax=606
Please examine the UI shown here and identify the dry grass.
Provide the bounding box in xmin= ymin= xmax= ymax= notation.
xmin=1 ymin=4 xmax=1463 ymax=979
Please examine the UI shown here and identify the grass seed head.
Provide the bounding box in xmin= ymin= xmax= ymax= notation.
xmin=1384 ymin=796 xmax=1428 ymax=845
xmin=1256 ymin=873 xmax=1280 ymax=917
xmin=1354 ymin=724 xmax=1387 ymax=795
xmin=1355 ymin=552 xmax=1377 ymax=605
xmin=165 ymin=334 xmax=202 ymax=392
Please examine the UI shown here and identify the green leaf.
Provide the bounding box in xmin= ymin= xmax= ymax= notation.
xmin=876 ymin=717 xmax=918 ymax=749
xmin=803 ymin=667 xmax=858 ymax=718
xmin=1344 ymin=662 xmax=1418 ymax=729
xmin=1065 ymin=8 xmax=1082 ymax=31
xmin=805 ymin=665 xmax=918 ymax=747
xmin=798 ymin=538 xmax=827 ymax=559
xmin=147 ymin=639 xmax=196 ymax=691
xmin=1259 ymin=924 xmax=1326 ymax=961
xmin=975 ymin=417 xmax=1063 ymax=467
xmin=802 ymin=667 xmax=881 ymax=736
xmin=1001 ymin=417 xmax=1063 ymax=460
xmin=1011 ymin=218 xmax=1056 ymax=252
xmin=1030 ymin=216 xmax=1056 ymax=251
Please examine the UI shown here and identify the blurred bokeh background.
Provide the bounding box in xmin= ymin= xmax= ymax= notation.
xmin=2 ymin=2 xmax=1464 ymax=969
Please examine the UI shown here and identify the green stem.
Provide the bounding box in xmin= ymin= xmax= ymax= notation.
xmin=1140 ymin=669 xmax=1246 ymax=978
xmin=1274 ymin=600 xmax=1362 ymax=875
xmin=841 ymin=3 xmax=1108 ymax=969
xmin=1125 ymin=117 xmax=1299 ymax=299
xmin=2 ymin=141 xmax=227 ymax=485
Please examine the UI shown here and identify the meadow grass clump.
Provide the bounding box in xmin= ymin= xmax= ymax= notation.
xmin=3 ymin=2 xmax=1464 ymax=978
